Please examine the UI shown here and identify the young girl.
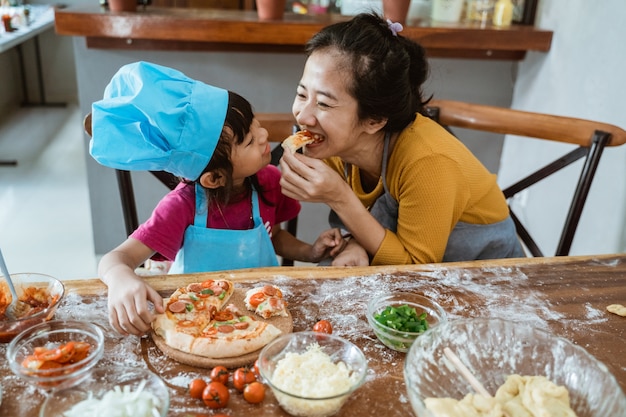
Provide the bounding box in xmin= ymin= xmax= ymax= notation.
xmin=91 ymin=61 xmax=344 ymax=335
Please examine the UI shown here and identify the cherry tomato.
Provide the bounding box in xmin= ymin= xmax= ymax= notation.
xmin=188 ymin=378 xmax=207 ymax=400
xmin=232 ymin=367 xmax=256 ymax=392
xmin=253 ymin=358 xmax=260 ymax=378
xmin=210 ymin=365 xmax=229 ymax=385
xmin=243 ymin=381 xmax=266 ymax=404
xmin=202 ymin=381 xmax=230 ymax=409
xmin=313 ymin=319 xmax=333 ymax=334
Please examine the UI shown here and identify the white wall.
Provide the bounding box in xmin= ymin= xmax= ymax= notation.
xmin=499 ymin=0 xmax=626 ymax=256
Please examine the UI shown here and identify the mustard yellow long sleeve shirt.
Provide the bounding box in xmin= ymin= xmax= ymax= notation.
xmin=326 ymin=114 xmax=510 ymax=265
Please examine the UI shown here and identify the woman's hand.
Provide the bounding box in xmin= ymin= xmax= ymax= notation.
xmin=279 ymin=150 xmax=347 ymax=204
xmin=331 ymin=239 xmax=370 ymax=266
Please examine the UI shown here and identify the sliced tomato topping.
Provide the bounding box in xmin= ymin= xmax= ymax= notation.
xmin=56 ymin=342 xmax=76 ymax=364
xmin=248 ymin=292 xmax=266 ymax=308
xmin=213 ymin=311 xmax=234 ymax=321
xmin=201 ymin=280 xmax=215 ymax=288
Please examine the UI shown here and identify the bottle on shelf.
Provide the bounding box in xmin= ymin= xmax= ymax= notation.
xmin=492 ymin=0 xmax=513 ymax=27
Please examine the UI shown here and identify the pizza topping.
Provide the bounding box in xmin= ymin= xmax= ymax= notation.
xmin=168 ymin=301 xmax=188 ymax=313
xmin=234 ymin=322 xmax=249 ymax=330
xmin=214 ymin=311 xmax=234 ymax=321
xmin=245 ymin=285 xmax=289 ymax=319
xmin=218 ymin=325 xmax=234 ymax=333
xmin=262 ymin=285 xmax=277 ymax=296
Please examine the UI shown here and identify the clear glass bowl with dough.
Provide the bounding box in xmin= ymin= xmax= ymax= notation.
xmin=257 ymin=331 xmax=368 ymax=417
xmin=404 ymin=318 xmax=626 ymax=417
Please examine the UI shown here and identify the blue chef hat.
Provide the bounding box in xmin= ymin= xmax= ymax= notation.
xmin=90 ymin=61 xmax=228 ymax=180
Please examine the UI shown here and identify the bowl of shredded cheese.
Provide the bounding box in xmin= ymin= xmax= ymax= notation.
xmin=367 ymin=291 xmax=446 ymax=352
xmin=404 ymin=318 xmax=626 ymax=417
xmin=39 ymin=365 xmax=169 ymax=417
xmin=258 ymin=331 xmax=368 ymax=417
xmin=7 ymin=319 xmax=104 ymax=392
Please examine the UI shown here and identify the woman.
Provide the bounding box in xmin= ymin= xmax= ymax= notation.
xmin=279 ymin=13 xmax=524 ymax=266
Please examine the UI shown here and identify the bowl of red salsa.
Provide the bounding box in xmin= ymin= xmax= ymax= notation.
xmin=0 ymin=273 xmax=65 ymax=343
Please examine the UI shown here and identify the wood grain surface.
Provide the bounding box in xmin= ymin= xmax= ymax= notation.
xmin=1 ymin=254 xmax=624 ymax=416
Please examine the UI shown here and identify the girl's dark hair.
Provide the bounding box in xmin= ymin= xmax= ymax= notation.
xmin=305 ymin=12 xmax=431 ymax=133
xmin=186 ymin=91 xmax=266 ymax=205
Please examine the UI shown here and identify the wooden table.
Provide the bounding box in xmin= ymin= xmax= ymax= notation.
xmin=1 ymin=254 xmax=625 ymax=416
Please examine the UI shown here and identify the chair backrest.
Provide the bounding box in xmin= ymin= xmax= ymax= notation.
xmin=84 ymin=112 xmax=299 ymax=266
xmin=426 ymin=99 xmax=626 ymax=257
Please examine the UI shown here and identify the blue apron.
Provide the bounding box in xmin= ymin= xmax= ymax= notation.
xmin=330 ymin=133 xmax=525 ymax=262
xmin=169 ymin=183 xmax=279 ymax=274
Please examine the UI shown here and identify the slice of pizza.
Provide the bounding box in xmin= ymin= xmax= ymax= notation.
xmin=244 ymin=285 xmax=289 ymax=319
xmin=190 ymin=309 xmax=283 ymax=358
xmin=281 ymin=130 xmax=321 ymax=153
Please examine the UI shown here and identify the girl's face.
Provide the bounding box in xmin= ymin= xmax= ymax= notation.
xmin=230 ymin=118 xmax=272 ymax=186
xmin=292 ymin=50 xmax=371 ymax=160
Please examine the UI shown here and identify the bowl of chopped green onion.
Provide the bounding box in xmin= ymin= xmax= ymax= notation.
xmin=366 ymin=292 xmax=446 ymax=352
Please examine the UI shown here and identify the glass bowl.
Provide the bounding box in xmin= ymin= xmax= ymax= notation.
xmin=404 ymin=318 xmax=626 ymax=417
xmin=6 ymin=319 xmax=105 ymax=392
xmin=0 ymin=273 xmax=65 ymax=343
xmin=366 ymin=291 xmax=446 ymax=352
xmin=39 ymin=366 xmax=170 ymax=417
xmin=258 ymin=331 xmax=368 ymax=417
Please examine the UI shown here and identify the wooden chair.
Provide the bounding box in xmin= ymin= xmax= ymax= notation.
xmin=425 ymin=99 xmax=626 ymax=257
xmin=84 ymin=112 xmax=299 ymax=266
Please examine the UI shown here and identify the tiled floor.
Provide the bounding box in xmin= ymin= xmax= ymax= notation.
xmin=0 ymin=104 xmax=99 ymax=281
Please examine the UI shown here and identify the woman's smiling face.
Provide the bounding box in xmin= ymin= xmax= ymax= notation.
xmin=291 ymin=49 xmax=369 ymax=160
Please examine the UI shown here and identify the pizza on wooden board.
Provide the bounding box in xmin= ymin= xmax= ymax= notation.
xmin=151 ymin=279 xmax=290 ymax=364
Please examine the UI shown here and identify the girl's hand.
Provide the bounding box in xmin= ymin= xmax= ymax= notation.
xmin=279 ymin=150 xmax=347 ymax=204
xmin=331 ymin=239 xmax=370 ymax=266
xmin=310 ymin=228 xmax=347 ymax=262
xmin=105 ymin=270 xmax=164 ymax=336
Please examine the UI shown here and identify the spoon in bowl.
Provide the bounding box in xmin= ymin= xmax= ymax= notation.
xmin=0 ymin=248 xmax=23 ymax=320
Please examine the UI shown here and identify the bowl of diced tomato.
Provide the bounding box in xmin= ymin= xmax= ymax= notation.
xmin=366 ymin=292 xmax=446 ymax=352
xmin=6 ymin=319 xmax=104 ymax=392
xmin=0 ymin=272 xmax=65 ymax=343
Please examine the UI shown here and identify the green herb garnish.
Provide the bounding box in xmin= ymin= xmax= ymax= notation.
xmin=374 ymin=304 xmax=429 ymax=333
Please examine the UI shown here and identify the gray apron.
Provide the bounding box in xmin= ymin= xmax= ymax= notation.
xmin=330 ymin=133 xmax=525 ymax=262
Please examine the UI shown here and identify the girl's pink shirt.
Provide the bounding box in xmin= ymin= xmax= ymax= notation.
xmin=130 ymin=165 xmax=300 ymax=261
